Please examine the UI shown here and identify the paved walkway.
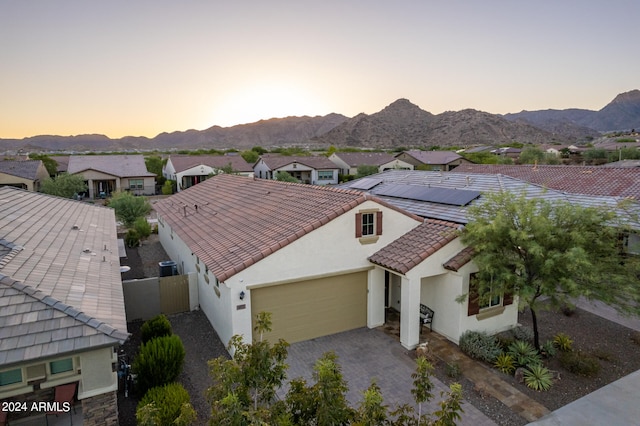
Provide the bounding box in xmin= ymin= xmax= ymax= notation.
xmin=280 ymin=328 xmax=496 ymax=425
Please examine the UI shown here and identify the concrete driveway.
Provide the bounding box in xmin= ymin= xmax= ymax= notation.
xmin=278 ymin=327 xmax=496 ymax=426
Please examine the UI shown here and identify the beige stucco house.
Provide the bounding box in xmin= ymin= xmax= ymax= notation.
xmin=163 ymin=154 xmax=254 ymax=192
xmin=0 ymin=187 xmax=129 ymax=425
xmin=328 ymin=152 xmax=413 ymax=175
xmin=395 ymin=150 xmax=471 ymax=171
xmin=253 ymin=155 xmax=340 ymax=185
xmin=154 ymin=174 xmax=518 ymax=352
xmin=67 ymin=155 xmax=156 ymax=198
xmin=0 ymin=160 xmax=50 ymax=192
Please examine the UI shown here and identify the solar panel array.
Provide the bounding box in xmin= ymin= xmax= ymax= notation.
xmin=349 ymin=178 xmax=383 ymax=190
xmin=376 ymin=184 xmax=481 ymax=206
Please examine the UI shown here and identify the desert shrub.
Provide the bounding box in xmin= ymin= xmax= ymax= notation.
xmin=553 ymin=333 xmax=573 ymax=352
xmin=459 ymin=330 xmax=501 ymax=363
xmin=510 ymin=326 xmax=534 ymax=343
xmin=559 ymin=350 xmax=600 ymax=377
xmin=523 ymin=364 xmax=554 ymax=391
xmin=133 ymin=217 xmax=152 ymax=239
xmin=136 ymin=382 xmax=195 ymax=426
xmin=125 ymin=229 xmax=140 ymax=248
xmin=590 ymin=348 xmax=614 ymax=362
xmin=134 ymin=335 xmax=186 ymax=393
xmin=141 ymin=314 xmax=172 ymax=344
xmin=540 ymin=340 xmax=557 ymax=358
xmin=495 ymin=333 xmax=515 ymax=351
xmin=494 ymin=353 xmax=515 ymax=375
xmin=507 ymin=340 xmax=542 ymax=368
xmin=446 ymin=362 xmax=461 ymax=379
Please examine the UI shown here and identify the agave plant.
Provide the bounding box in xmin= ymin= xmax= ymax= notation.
xmin=523 ymin=364 xmax=554 ymax=391
xmin=494 ymin=352 xmax=515 ymax=375
xmin=507 ymin=340 xmax=542 ymax=368
xmin=553 ymin=333 xmax=573 ymax=352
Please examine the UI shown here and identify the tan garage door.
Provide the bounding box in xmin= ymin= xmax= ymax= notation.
xmin=250 ymin=271 xmax=367 ymax=344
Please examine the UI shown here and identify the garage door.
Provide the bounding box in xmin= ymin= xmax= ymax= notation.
xmin=250 ymin=271 xmax=367 ymax=343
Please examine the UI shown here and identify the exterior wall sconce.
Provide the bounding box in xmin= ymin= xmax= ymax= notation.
xmin=239 ymin=291 xmax=245 ymax=300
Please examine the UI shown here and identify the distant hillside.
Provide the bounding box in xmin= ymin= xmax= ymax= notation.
xmin=2 ymin=89 xmax=638 ymax=152
xmin=504 ymin=89 xmax=640 ymax=133
xmin=312 ymin=100 xmax=576 ymax=148
xmin=0 ymin=114 xmax=349 ymax=152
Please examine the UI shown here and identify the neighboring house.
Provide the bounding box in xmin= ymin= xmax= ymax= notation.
xmin=449 ymin=164 xmax=640 ymax=199
xmin=395 ymin=150 xmax=470 ymax=171
xmin=67 ymin=155 xmax=156 ymax=198
xmin=0 ymin=160 xmax=50 ymax=192
xmin=253 ymin=155 xmax=339 ymax=185
xmin=163 ymin=155 xmax=254 ymax=192
xmin=0 ymin=187 xmax=129 ymax=425
xmin=328 ymin=152 xmax=413 ymax=175
xmin=52 ymin=156 xmax=70 ymax=174
xmin=154 ymin=174 xmax=519 ymax=352
xmin=490 ymin=147 xmax=522 ymax=159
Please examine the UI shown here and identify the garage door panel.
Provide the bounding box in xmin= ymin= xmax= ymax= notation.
xmin=251 ymin=271 xmax=367 ymax=343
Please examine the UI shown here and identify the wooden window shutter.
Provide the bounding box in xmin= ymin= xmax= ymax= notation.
xmin=376 ymin=211 xmax=383 ymax=235
xmin=467 ymin=274 xmax=480 ymax=316
xmin=503 ymin=291 xmax=514 ymax=306
xmin=355 ymin=213 xmax=362 ymax=238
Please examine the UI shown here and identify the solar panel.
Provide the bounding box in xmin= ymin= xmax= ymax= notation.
xmin=376 ymin=184 xmax=481 ymax=206
xmin=349 ymin=178 xmax=383 ymax=190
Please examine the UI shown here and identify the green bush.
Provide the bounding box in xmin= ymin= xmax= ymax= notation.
xmin=553 ymin=333 xmax=573 ymax=352
xmin=494 ymin=353 xmax=515 ymax=375
xmin=459 ymin=330 xmax=501 ymax=363
xmin=510 ymin=326 xmax=534 ymax=344
xmin=507 ymin=340 xmax=542 ymax=368
xmin=136 ymin=382 xmax=194 ymax=426
xmin=125 ymin=229 xmax=140 ymax=248
xmin=523 ymin=364 xmax=554 ymax=391
xmin=559 ymin=350 xmax=600 ymax=377
xmin=540 ymin=340 xmax=557 ymax=358
xmin=140 ymin=314 xmax=172 ymax=344
xmin=134 ymin=217 xmax=152 ymax=239
xmin=134 ymin=335 xmax=186 ymax=394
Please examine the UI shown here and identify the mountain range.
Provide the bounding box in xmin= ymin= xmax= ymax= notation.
xmin=1 ymin=90 xmax=639 ymax=153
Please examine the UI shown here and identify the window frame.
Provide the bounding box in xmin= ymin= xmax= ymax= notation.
xmin=317 ymin=170 xmax=334 ymax=181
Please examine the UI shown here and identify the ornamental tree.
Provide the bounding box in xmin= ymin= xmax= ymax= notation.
xmin=460 ymin=191 xmax=640 ymax=350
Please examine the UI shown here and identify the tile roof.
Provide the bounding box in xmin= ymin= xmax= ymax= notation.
xmin=168 ymin=155 xmax=253 ymax=173
xmin=333 ymin=152 xmax=398 ymax=166
xmin=258 ymin=155 xmax=338 ymax=170
xmin=368 ymin=219 xmax=461 ymax=274
xmin=400 ymin=150 xmax=462 ymax=165
xmin=0 ymin=160 xmax=44 ymax=180
xmin=0 ymin=187 xmax=127 ymax=332
xmin=443 ymin=247 xmax=475 ymax=272
xmin=340 ymin=170 xmax=639 ymax=225
xmin=67 ymin=155 xmax=155 ymax=178
xmin=450 ymin=164 xmax=640 ymax=199
xmin=0 ymin=187 xmax=128 ymax=365
xmin=0 ymin=274 xmax=128 ymax=366
xmin=155 ymin=174 xmax=418 ymax=282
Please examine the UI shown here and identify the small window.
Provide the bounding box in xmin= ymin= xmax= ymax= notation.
xmin=362 ymin=213 xmax=375 ymax=236
xmin=0 ymin=368 xmax=23 ymax=386
xmin=129 ymin=179 xmax=144 ymax=190
xmin=50 ymin=358 xmax=73 ymax=375
xmin=317 ymin=170 xmax=334 ymax=180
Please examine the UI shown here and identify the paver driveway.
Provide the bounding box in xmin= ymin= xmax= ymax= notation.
xmin=278 ymin=327 xmax=496 ymax=425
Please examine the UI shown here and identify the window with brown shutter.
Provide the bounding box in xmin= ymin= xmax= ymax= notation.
xmin=467 ymin=273 xmax=480 ymax=316
xmin=356 ymin=210 xmax=382 ymax=239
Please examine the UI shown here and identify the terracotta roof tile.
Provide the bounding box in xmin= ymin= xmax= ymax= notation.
xmin=443 ymin=247 xmax=475 ymax=271
xmin=450 ymin=164 xmax=640 ymax=198
xmin=155 ymin=174 xmax=419 ymax=282
xmin=368 ymin=219 xmax=461 ymax=274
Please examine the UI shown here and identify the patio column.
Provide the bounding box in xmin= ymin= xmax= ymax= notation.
xmin=367 ymin=267 xmax=385 ymax=328
xmin=87 ymin=179 xmax=95 ymax=199
xmin=400 ymin=276 xmax=421 ymax=350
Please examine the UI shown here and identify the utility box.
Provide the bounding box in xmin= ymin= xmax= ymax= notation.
xmin=159 ymin=261 xmax=177 ymax=277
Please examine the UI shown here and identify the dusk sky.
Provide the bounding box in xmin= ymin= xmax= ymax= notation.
xmin=1 ymin=1 xmax=638 ymax=139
